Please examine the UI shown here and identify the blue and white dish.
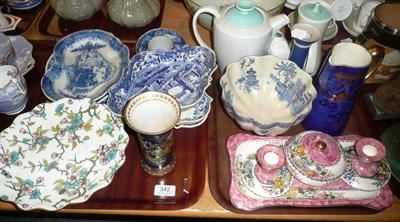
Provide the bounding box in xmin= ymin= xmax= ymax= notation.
xmin=9 ymin=35 xmax=35 ymax=75
xmin=136 ymin=28 xmax=186 ymax=53
xmin=41 ymin=29 xmax=130 ymax=102
xmin=6 ymin=0 xmax=43 ymax=10
xmin=220 ymin=55 xmax=317 ymax=136
xmin=107 ymin=45 xmax=217 ymax=116
xmin=176 ymin=92 xmax=213 ymax=128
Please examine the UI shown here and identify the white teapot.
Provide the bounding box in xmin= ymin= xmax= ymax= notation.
xmin=192 ymin=0 xmax=289 ymax=73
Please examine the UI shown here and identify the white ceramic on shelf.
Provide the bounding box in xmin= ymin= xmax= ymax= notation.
xmin=0 ymin=11 xmax=10 ymax=29
xmin=192 ymin=0 xmax=289 ymax=73
xmin=353 ymin=0 xmax=380 ymax=33
xmin=0 ymin=14 xmax=21 ymax=33
xmin=185 ymin=0 xmax=287 ymax=31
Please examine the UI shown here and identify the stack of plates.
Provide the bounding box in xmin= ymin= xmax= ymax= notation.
xmin=0 ymin=33 xmax=34 ymax=75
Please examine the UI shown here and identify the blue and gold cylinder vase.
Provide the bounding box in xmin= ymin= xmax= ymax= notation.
xmin=137 ymin=131 xmax=176 ymax=176
xmin=302 ymin=42 xmax=372 ymax=136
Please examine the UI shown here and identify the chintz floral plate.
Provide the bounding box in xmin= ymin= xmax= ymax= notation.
xmin=0 ymin=98 xmax=129 ymax=211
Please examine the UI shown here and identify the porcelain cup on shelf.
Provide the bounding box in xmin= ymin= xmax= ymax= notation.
xmin=353 ymin=0 xmax=381 ymax=33
xmin=0 ymin=65 xmax=28 ymax=115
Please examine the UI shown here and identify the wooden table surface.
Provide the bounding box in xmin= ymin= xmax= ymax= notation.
xmin=1 ymin=0 xmax=400 ymax=221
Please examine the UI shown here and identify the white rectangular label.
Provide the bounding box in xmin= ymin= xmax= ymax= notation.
xmin=154 ymin=185 xmax=176 ymax=197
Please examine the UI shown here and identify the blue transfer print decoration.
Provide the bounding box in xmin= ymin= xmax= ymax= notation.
xmin=270 ymin=60 xmax=314 ymax=116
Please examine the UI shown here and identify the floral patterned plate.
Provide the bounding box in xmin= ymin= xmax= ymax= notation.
xmin=227 ymin=133 xmax=393 ymax=211
xmin=0 ymin=98 xmax=129 ymax=211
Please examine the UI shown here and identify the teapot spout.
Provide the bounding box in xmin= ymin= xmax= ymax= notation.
xmin=269 ymin=14 xmax=290 ymax=39
xmin=265 ymin=13 xmax=289 ymax=54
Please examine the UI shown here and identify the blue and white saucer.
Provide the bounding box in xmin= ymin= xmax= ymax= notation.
xmin=136 ymin=28 xmax=186 ymax=53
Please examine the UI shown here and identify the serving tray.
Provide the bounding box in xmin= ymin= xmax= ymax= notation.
xmin=207 ymin=70 xmax=399 ymax=215
xmin=0 ymin=43 xmax=207 ymax=211
xmin=227 ymin=133 xmax=392 ymax=211
xmin=36 ymin=0 xmax=165 ymax=43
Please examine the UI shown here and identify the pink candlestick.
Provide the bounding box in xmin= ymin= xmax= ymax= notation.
xmin=352 ymin=137 xmax=386 ymax=177
xmin=255 ymin=145 xmax=285 ymax=184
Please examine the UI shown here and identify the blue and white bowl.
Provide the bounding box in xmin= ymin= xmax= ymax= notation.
xmin=136 ymin=28 xmax=186 ymax=53
xmin=107 ymin=45 xmax=217 ymax=116
xmin=41 ymin=29 xmax=129 ymax=102
xmin=220 ymin=55 xmax=317 ymax=136
xmin=6 ymin=0 xmax=42 ymax=10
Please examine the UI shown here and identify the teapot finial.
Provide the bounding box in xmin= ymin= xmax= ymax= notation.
xmin=225 ymin=0 xmax=263 ymax=27
xmin=312 ymin=2 xmax=321 ymax=14
xmin=236 ymin=0 xmax=255 ymax=13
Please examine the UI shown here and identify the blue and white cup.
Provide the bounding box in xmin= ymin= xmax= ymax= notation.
xmin=0 ymin=65 xmax=28 ymax=115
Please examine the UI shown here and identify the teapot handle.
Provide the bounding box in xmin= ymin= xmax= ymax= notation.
xmin=192 ymin=5 xmax=221 ymax=48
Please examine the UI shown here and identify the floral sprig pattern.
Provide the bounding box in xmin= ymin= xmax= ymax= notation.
xmin=0 ymin=98 xmax=129 ymax=210
xmin=287 ymin=141 xmax=336 ymax=181
xmin=236 ymin=152 xmax=293 ymax=198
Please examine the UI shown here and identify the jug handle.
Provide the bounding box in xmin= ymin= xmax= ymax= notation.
xmin=192 ymin=5 xmax=220 ymax=48
xmin=11 ymin=79 xmax=27 ymax=95
xmin=365 ymin=45 xmax=385 ymax=79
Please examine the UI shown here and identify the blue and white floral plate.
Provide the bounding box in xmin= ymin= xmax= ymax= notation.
xmin=107 ymin=45 xmax=217 ymax=128
xmin=0 ymin=98 xmax=129 ymax=211
xmin=41 ymin=29 xmax=129 ymax=102
xmin=9 ymin=35 xmax=35 ymax=75
xmin=136 ymin=28 xmax=186 ymax=53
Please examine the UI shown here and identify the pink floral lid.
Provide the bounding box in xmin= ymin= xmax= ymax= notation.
xmin=285 ymin=131 xmax=346 ymax=186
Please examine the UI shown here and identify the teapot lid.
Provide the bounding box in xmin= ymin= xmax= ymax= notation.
xmin=299 ymin=2 xmax=331 ymax=21
xmin=225 ymin=0 xmax=263 ymax=28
